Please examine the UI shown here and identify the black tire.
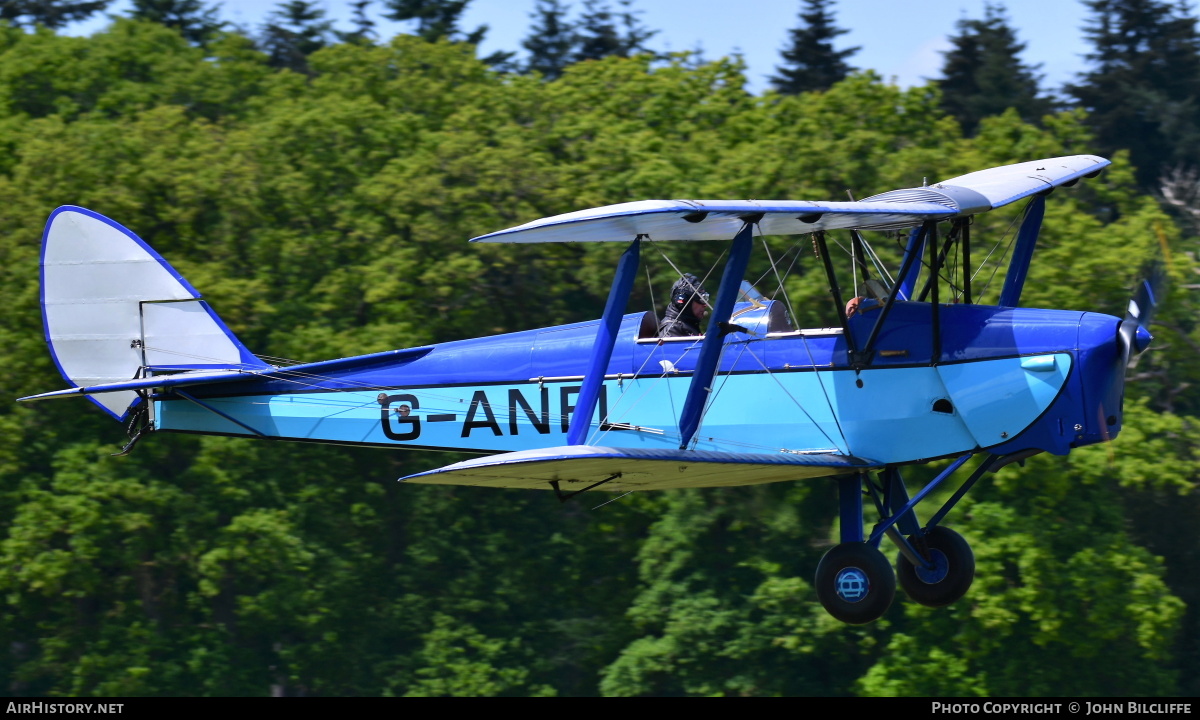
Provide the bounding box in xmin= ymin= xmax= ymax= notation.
xmin=814 ymin=542 xmax=896 ymax=624
xmin=896 ymin=526 xmax=975 ymax=607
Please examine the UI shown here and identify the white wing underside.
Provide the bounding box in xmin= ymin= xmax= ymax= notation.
xmin=402 ymin=445 xmax=881 ymax=491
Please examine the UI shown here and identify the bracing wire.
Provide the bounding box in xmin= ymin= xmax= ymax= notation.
xmin=139 ymin=223 xmax=928 ymax=456
xmin=798 ymin=334 xmax=847 ymax=449
xmin=759 ymin=239 xmax=800 ymax=325
xmin=644 ymin=264 xmax=658 ymax=321
xmin=650 ymin=239 xmax=724 ymax=312
xmin=970 ymin=206 xmax=1026 ymax=303
xmin=851 ymin=235 xmax=859 ymax=300
xmin=863 ymin=236 xmax=895 ymax=286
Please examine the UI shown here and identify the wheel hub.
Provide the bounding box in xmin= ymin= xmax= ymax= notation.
xmin=914 ymin=548 xmax=950 ymax=584
xmin=834 ymin=566 xmax=870 ymax=602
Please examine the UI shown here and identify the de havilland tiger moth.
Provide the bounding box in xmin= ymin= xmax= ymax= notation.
xmin=19 ymin=154 xmax=1158 ymax=624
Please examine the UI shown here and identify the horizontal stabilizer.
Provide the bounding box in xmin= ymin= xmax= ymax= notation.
xmin=471 ymin=155 xmax=1109 ymax=244
xmin=17 ymin=369 xmax=261 ymax=403
xmin=19 ymin=346 xmax=434 ymax=403
xmin=401 ymin=445 xmax=880 ymax=492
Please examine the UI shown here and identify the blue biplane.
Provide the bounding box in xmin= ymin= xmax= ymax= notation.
xmin=20 ymin=154 xmax=1156 ymax=624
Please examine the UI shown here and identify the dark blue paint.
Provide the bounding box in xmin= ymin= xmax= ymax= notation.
xmin=147 ymin=294 xmax=1127 ymax=463
xmin=868 ymin=454 xmax=971 ymax=546
xmin=896 ymin=226 xmax=925 ymax=301
xmin=999 ymin=194 xmax=1046 ymax=307
xmin=568 ymin=239 xmax=640 ymax=445
xmin=839 ymin=474 xmax=865 ymax=543
xmin=677 ymin=222 xmax=755 ymax=449
xmin=915 ymin=549 xmax=950 ymax=583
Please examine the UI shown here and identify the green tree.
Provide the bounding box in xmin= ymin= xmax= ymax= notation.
xmin=381 ymin=0 xmax=474 ymax=42
xmin=0 ymin=0 xmax=109 ymax=28
xmin=259 ymin=0 xmax=333 ymax=74
xmin=522 ymin=0 xmax=574 ymax=79
xmin=127 ymin=0 xmax=224 ymax=46
xmin=771 ymin=0 xmax=858 ymax=94
xmin=1068 ymin=0 xmax=1200 ymax=187
xmin=335 ymin=0 xmax=376 ymax=45
xmin=937 ymin=2 xmax=1051 ymax=135
xmin=381 ymin=0 xmax=514 ymax=69
xmin=572 ymin=0 xmax=655 ymax=62
xmin=0 ymin=20 xmax=1193 ymax=696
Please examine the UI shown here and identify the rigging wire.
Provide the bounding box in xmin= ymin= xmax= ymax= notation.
xmin=827 ymin=232 xmax=894 ymax=292
xmin=649 ymin=239 xmax=724 ymax=313
xmin=851 ymin=235 xmax=859 ymax=299
xmin=644 ymin=263 xmax=658 ymax=321
xmin=798 ymin=334 xmax=847 ymax=449
xmin=136 ymin=221 xmax=979 ymax=456
xmin=254 ymin=354 xmax=312 ymax=367
xmin=585 ymin=336 xmax=714 ymax=446
xmin=592 ymin=490 xmax=635 ymax=510
xmin=862 ymin=234 xmax=895 ymax=286
xmin=689 ymin=337 xmax=751 ymax=449
xmin=759 ymin=239 xmax=800 ymax=326
xmin=969 ymin=205 xmax=1026 ymax=303
xmin=696 ymin=332 xmax=841 ymax=453
xmin=739 ymin=341 xmax=843 ymax=450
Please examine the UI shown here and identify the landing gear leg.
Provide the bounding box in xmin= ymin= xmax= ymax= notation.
xmin=868 ymin=459 xmax=988 ymax=608
xmin=814 ymin=474 xmax=896 ymax=624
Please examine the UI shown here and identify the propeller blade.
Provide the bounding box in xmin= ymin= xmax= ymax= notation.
xmin=1117 ymin=264 xmax=1164 ymax=368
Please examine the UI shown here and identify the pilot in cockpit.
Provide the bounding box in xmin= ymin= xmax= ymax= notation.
xmin=658 ymin=273 xmax=710 ymax=338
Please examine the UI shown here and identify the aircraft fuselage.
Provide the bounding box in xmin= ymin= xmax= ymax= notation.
xmin=152 ymin=300 xmax=1124 ymax=466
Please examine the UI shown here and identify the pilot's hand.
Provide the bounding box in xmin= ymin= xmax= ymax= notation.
xmin=845 ymin=296 xmax=862 ymax=318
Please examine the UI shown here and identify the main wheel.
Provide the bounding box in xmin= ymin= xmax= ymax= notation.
xmin=814 ymin=542 xmax=896 ymax=624
xmin=895 ymin=526 xmax=975 ymax=607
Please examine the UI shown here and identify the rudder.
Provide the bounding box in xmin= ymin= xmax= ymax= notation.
xmin=40 ymin=206 xmax=269 ymax=419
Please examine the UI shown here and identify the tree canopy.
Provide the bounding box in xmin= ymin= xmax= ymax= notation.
xmin=0 ymin=8 xmax=1194 ymax=698
xmin=1069 ymin=0 xmax=1200 ymax=188
xmin=771 ymin=0 xmax=858 ymax=94
xmin=127 ymin=0 xmax=224 ymax=46
xmin=0 ymin=0 xmax=109 ymax=29
xmin=936 ymin=2 xmax=1050 ymax=136
xmin=258 ymin=1 xmax=335 ymax=74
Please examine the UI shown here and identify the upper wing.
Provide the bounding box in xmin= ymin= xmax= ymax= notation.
xmin=472 ymin=155 xmax=1109 ymax=244
xmin=401 ymin=444 xmax=881 ymax=491
xmin=926 ymin=154 xmax=1109 ymax=209
xmin=472 ymin=199 xmax=956 ymax=243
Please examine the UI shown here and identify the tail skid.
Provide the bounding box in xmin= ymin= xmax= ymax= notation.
xmin=37 ymin=206 xmax=269 ymax=419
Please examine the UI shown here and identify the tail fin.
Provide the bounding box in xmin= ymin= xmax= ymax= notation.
xmin=39 ymin=206 xmax=269 ymax=419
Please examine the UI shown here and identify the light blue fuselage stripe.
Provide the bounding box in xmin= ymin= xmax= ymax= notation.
xmin=154 ymin=353 xmax=1071 ymax=464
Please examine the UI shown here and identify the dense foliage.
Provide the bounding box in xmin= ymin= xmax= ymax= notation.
xmin=0 ymin=15 xmax=1196 ymax=697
